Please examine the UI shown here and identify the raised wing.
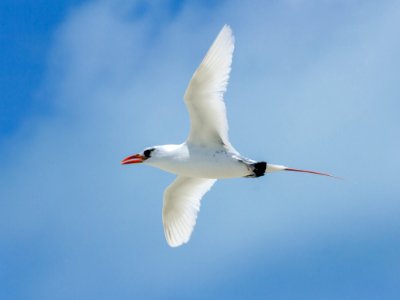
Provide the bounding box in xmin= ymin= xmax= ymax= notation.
xmin=184 ymin=25 xmax=234 ymax=148
xmin=162 ymin=176 xmax=217 ymax=247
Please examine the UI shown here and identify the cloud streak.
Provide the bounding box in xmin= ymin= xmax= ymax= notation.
xmin=2 ymin=0 xmax=400 ymax=299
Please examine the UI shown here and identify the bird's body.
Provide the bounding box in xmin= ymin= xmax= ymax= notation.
xmin=122 ymin=25 xmax=333 ymax=247
xmin=144 ymin=143 xmax=256 ymax=179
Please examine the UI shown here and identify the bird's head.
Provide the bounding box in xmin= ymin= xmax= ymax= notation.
xmin=121 ymin=145 xmax=180 ymax=165
xmin=121 ymin=147 xmax=156 ymax=165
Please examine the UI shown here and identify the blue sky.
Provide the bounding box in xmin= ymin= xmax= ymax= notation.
xmin=1 ymin=0 xmax=400 ymax=299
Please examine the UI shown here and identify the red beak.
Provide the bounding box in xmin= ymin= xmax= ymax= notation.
xmin=121 ymin=154 xmax=146 ymax=165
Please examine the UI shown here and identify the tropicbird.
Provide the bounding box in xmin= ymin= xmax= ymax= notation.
xmin=122 ymin=25 xmax=333 ymax=247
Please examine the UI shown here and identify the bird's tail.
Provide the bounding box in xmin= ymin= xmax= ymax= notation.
xmin=246 ymin=162 xmax=267 ymax=178
xmin=246 ymin=162 xmax=339 ymax=179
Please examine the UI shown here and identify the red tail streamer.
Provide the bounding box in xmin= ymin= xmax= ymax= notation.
xmin=285 ymin=168 xmax=341 ymax=180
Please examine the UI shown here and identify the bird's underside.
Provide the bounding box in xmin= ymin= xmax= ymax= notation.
xmin=145 ymin=143 xmax=264 ymax=179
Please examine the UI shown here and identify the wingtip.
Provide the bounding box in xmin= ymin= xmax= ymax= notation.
xmin=167 ymin=241 xmax=183 ymax=248
xmin=165 ymin=230 xmax=188 ymax=248
xmin=167 ymin=239 xmax=188 ymax=248
xmin=222 ymin=24 xmax=231 ymax=31
xmin=217 ymin=24 xmax=232 ymax=39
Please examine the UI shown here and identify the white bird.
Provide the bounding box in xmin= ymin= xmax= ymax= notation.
xmin=122 ymin=25 xmax=333 ymax=247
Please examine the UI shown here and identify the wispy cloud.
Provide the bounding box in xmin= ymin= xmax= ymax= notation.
xmin=2 ymin=0 xmax=400 ymax=299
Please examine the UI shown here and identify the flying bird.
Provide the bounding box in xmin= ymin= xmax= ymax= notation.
xmin=122 ymin=25 xmax=333 ymax=247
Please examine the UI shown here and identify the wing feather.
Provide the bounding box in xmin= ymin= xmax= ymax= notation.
xmin=162 ymin=176 xmax=216 ymax=247
xmin=184 ymin=25 xmax=234 ymax=148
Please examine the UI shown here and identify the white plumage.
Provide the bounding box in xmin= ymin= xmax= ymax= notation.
xmin=163 ymin=176 xmax=216 ymax=247
xmin=121 ymin=25 xmax=333 ymax=247
xmin=184 ymin=25 xmax=234 ymax=149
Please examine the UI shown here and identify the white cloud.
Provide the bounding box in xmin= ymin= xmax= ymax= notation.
xmin=2 ymin=0 xmax=400 ymax=299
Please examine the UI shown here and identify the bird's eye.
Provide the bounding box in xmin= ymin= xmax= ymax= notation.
xmin=144 ymin=148 xmax=154 ymax=158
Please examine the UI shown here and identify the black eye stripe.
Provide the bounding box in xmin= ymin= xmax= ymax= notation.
xmin=144 ymin=148 xmax=155 ymax=158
